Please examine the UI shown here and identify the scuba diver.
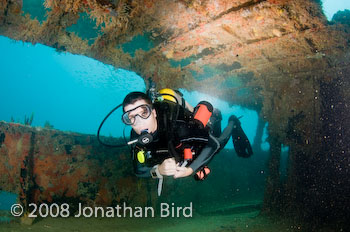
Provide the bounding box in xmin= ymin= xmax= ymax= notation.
xmin=119 ymin=87 xmax=253 ymax=196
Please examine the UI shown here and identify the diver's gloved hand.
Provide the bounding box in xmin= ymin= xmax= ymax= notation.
xmin=158 ymin=158 xmax=177 ymax=176
xmin=174 ymin=166 xmax=193 ymax=179
xmin=229 ymin=115 xmax=253 ymax=158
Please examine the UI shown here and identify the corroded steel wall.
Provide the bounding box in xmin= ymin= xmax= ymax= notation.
xmin=0 ymin=121 xmax=158 ymax=210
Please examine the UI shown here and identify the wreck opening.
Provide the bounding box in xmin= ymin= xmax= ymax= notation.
xmin=0 ymin=35 xmax=146 ymax=136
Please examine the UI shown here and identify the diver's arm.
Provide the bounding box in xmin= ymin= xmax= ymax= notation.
xmin=188 ymin=134 xmax=220 ymax=172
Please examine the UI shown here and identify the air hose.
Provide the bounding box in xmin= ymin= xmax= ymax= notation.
xmin=97 ymin=103 xmax=129 ymax=148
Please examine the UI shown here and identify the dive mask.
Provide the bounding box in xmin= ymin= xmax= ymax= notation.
xmin=122 ymin=104 xmax=153 ymax=125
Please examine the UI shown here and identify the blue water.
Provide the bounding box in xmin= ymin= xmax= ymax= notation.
xmin=0 ymin=36 xmax=270 ymax=150
xmin=0 ymin=191 xmax=17 ymax=223
xmin=322 ymin=0 xmax=350 ymax=20
xmin=0 ymin=36 xmax=145 ymax=136
xmin=0 ymin=191 xmax=17 ymax=210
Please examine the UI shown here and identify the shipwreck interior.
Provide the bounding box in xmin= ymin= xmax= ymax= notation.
xmin=1 ymin=0 xmax=350 ymax=230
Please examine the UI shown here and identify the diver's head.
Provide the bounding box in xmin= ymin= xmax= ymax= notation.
xmin=122 ymin=92 xmax=157 ymax=135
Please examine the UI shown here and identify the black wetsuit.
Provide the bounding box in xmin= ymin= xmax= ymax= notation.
xmin=131 ymin=100 xmax=236 ymax=178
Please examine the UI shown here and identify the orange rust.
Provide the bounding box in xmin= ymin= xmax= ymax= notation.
xmin=144 ymin=0 xmax=155 ymax=8
xmin=0 ymin=122 xmax=155 ymax=206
